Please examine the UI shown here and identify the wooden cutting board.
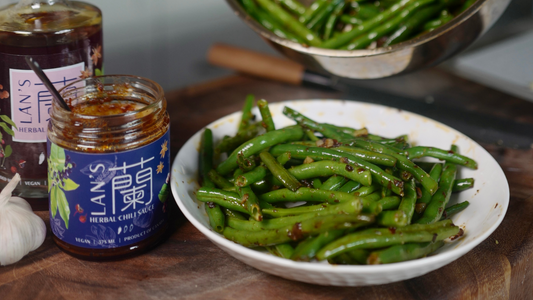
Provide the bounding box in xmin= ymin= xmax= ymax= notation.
xmin=1 ymin=70 xmax=532 ymax=300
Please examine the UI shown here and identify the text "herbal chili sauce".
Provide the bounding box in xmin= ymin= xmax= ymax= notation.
xmin=47 ymin=75 xmax=170 ymax=260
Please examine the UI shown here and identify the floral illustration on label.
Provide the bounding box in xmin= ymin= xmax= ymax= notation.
xmin=0 ymin=107 xmax=17 ymax=170
xmin=0 ymin=84 xmax=9 ymax=99
xmin=48 ymin=143 xmax=80 ymax=229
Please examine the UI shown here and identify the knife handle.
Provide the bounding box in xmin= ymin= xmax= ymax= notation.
xmin=208 ymin=43 xmax=305 ymax=85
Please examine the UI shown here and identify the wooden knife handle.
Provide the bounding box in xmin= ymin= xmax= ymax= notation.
xmin=208 ymin=43 xmax=305 ymax=85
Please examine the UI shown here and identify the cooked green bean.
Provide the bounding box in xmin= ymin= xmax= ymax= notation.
xmin=406 ymin=146 xmax=478 ymax=169
xmin=384 ymin=3 xmax=443 ymax=46
xmin=307 ymin=0 xmax=343 ymax=31
xmin=416 ymin=161 xmax=457 ymax=224
xmin=338 ymin=180 xmax=362 ymax=193
xmin=227 ymin=198 xmax=362 ymax=231
xmin=287 ymin=160 xmax=372 ymax=186
xmin=441 ymin=201 xmax=469 ymax=220
xmin=223 ymin=214 xmax=374 ymax=247
xmin=207 ymin=169 xmax=234 ymax=190
xmin=452 ymin=178 xmax=474 ymax=192
xmin=324 ymin=1 xmax=347 ymax=40
xmin=217 ymin=125 xmax=304 ymax=175
xmin=270 ymin=144 xmax=405 ymax=196
xmin=257 ymin=99 xmax=276 ymax=132
xmin=321 ymin=175 xmax=348 ymax=191
xmin=378 ymin=196 xmax=401 ymax=210
xmin=197 ymin=187 xmax=248 ymax=214
xmin=292 ymin=229 xmax=345 ymax=261
xmin=367 ymin=241 xmax=444 ymax=264
xmin=316 ymin=221 xmax=459 ymax=260
xmin=260 ymin=151 xmax=302 ymax=192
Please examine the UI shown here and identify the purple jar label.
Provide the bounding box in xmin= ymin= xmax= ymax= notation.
xmin=9 ymin=62 xmax=86 ymax=143
xmin=48 ymin=129 xmax=170 ymax=249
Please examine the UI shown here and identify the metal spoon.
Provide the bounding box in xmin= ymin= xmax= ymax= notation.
xmin=24 ymin=56 xmax=72 ymax=112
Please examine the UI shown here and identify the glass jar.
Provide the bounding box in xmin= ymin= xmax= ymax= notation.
xmin=47 ymin=75 xmax=170 ymax=260
xmin=0 ymin=0 xmax=103 ymax=208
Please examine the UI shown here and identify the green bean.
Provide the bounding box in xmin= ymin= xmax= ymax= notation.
xmin=416 ymin=161 xmax=457 ymax=224
xmin=304 ymin=129 xmax=320 ymax=141
xmin=355 ymin=4 xmax=382 ymax=20
xmin=200 ymin=128 xmax=225 ymax=233
xmin=324 ymin=1 xmax=347 ymax=40
xmin=256 ymin=0 xmax=323 ymax=46
xmin=200 ymin=129 xmax=215 ymax=188
xmin=262 ymin=202 xmax=338 ymax=217
xmin=253 ymin=6 xmax=307 ymax=43
xmin=266 ymin=243 xmax=295 ymax=258
xmin=251 ymin=179 xmax=272 ymax=194
xmin=384 ymin=3 xmax=443 ymax=46
xmin=330 ymin=253 xmax=359 ymax=264
xmin=237 ymin=153 xmax=257 ymax=172
xmin=223 ymin=214 xmax=374 ymax=247
xmin=300 ymin=0 xmax=329 ymax=23
xmin=321 ymin=0 xmax=412 ymax=49
xmin=406 ymin=146 xmax=478 ymax=169
xmin=222 ymin=207 xmax=247 ymax=220
xmin=307 ymin=0 xmax=343 ymax=31
xmin=197 ymin=187 xmax=248 ymax=214
xmin=235 ymin=166 xmax=268 ymax=187
xmin=315 ymin=222 xmax=459 ymax=260
xmin=257 ymin=99 xmax=276 ymax=132
xmin=362 ymin=192 xmax=381 ymax=202
xmin=338 ymin=180 xmax=362 ymax=193
xmin=215 ymin=122 xmax=262 ymax=155
xmin=340 ymin=14 xmax=363 ymax=25
xmin=207 ymin=169 xmax=234 ymax=190
xmin=270 ymin=144 xmax=404 ymax=196
xmin=260 ymin=151 xmax=302 ymax=192
xmin=346 ymin=249 xmax=370 ymax=264
xmin=333 ymin=146 xmax=397 ymax=167
xmin=321 ymin=123 xmax=369 ymax=137
xmin=237 ymin=186 xmax=263 ymax=221
xmin=216 ymin=125 xmax=304 ymax=175
xmin=441 ymin=201 xmax=469 ymax=220
xmin=321 ymin=175 xmax=348 ymax=191
xmin=422 ymin=9 xmax=454 ymax=31
xmin=287 ymin=160 xmax=372 ymax=186
xmin=349 ymin=139 xmax=437 ymax=195
xmin=378 ymin=178 xmax=416 ymax=226
xmin=378 ymin=196 xmax=401 ymax=210
xmin=312 ymin=178 xmax=323 ymax=189
xmin=342 ymin=0 xmax=436 ymax=50
xmin=276 ymin=151 xmax=292 ymax=166
xmin=353 ymin=183 xmax=380 ymax=197
xmin=283 ymin=106 xmax=350 ymax=140
xmin=367 ymin=241 xmax=444 ymax=264
xmin=239 ymin=94 xmax=255 ymax=133
xmin=417 ymin=163 xmax=442 ymax=206
xmin=452 ymin=178 xmax=474 ymax=192
xmin=292 ymin=229 xmax=345 ymax=261
xmin=205 ymin=202 xmax=225 ymax=233
xmin=259 ymin=187 xmax=360 ymax=204
xmin=278 ymin=0 xmax=306 ymax=16
xmin=227 ymin=198 xmax=362 ymax=231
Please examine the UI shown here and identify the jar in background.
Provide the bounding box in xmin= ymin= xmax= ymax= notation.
xmin=47 ymin=75 xmax=170 ymax=260
xmin=0 ymin=0 xmax=103 ymax=208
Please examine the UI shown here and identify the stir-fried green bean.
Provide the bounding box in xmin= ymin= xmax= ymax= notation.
xmin=197 ymin=98 xmax=477 ymax=266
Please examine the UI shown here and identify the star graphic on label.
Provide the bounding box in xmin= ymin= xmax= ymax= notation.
xmin=157 ymin=162 xmax=164 ymax=174
xmin=160 ymin=140 xmax=168 ymax=159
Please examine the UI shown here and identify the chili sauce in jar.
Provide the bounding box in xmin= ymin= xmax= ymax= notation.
xmin=0 ymin=0 xmax=103 ymax=207
xmin=47 ymin=75 xmax=170 ymax=260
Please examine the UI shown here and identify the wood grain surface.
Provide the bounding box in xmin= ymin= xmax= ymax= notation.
xmin=1 ymin=69 xmax=533 ymax=300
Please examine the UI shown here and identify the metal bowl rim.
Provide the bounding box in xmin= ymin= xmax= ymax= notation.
xmin=226 ymin=0 xmax=487 ymax=58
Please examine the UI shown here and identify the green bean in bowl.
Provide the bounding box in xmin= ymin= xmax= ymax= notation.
xmin=238 ymin=0 xmax=475 ymax=50
xmin=196 ymin=95 xmax=477 ymax=265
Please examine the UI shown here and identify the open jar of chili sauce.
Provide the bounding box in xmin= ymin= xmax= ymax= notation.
xmin=47 ymin=75 xmax=170 ymax=260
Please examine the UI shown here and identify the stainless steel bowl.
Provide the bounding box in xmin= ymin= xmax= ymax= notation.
xmin=225 ymin=0 xmax=511 ymax=79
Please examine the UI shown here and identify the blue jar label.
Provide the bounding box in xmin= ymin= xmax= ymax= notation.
xmin=48 ymin=130 xmax=170 ymax=249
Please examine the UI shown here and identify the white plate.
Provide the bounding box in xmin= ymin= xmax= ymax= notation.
xmin=170 ymin=99 xmax=509 ymax=286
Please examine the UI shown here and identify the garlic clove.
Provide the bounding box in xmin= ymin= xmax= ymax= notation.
xmin=0 ymin=174 xmax=47 ymax=266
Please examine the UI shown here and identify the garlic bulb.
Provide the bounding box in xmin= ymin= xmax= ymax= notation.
xmin=0 ymin=174 xmax=46 ymax=266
